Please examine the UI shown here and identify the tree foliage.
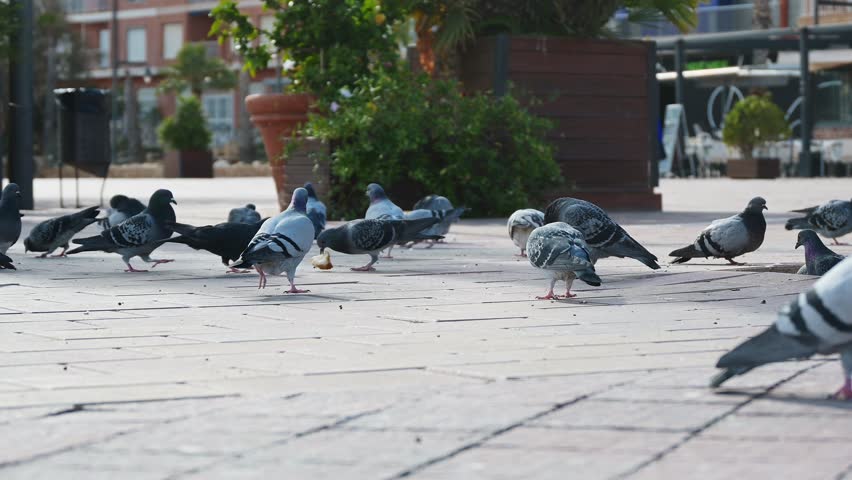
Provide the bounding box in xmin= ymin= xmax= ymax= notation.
xmin=722 ymin=94 xmax=791 ymax=162
xmin=158 ymin=96 xmax=212 ymax=151
xmin=159 ymin=43 xmax=237 ymax=98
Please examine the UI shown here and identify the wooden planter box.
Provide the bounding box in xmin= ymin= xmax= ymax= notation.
xmin=164 ymin=149 xmax=213 ymax=178
xmin=727 ymin=158 xmax=781 ymax=179
xmin=460 ymin=35 xmax=661 ymax=211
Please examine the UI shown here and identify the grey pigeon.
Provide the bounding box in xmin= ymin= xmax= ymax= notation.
xmin=670 ymin=197 xmax=767 ymax=265
xmin=402 ymin=207 xmax=466 ymax=246
xmin=796 ymin=229 xmax=845 ymax=276
xmin=0 ymin=252 xmax=14 ymax=270
xmin=785 ymin=198 xmax=852 ymax=245
xmin=99 ymin=194 xmax=146 ymax=230
xmin=412 ymin=195 xmax=465 ymax=237
xmin=527 ymin=222 xmax=602 ymax=299
xmin=544 ymin=197 xmax=660 ymax=270
xmin=304 ymin=183 xmax=327 ymax=239
xmin=228 ymin=203 xmax=262 ymax=225
xmin=365 ymin=183 xmax=404 ymax=220
xmin=711 ymin=257 xmax=852 ymax=399
xmin=0 ymin=184 xmax=22 ymax=255
xmin=67 ymin=189 xmax=177 ymax=272
xmin=231 ymin=189 xmax=314 ymax=292
xmin=24 ymin=206 xmax=100 ymax=258
xmin=507 ymin=209 xmax=545 ymax=257
xmin=160 ymin=219 xmax=265 ymax=273
xmin=317 ymin=217 xmax=443 ymax=272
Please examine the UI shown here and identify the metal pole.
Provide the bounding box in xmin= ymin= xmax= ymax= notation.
xmin=8 ymin=0 xmax=35 ymax=209
xmin=110 ymin=0 xmax=119 ymax=168
xmin=674 ymin=39 xmax=685 ymax=106
xmin=799 ymin=27 xmax=812 ymax=176
xmin=814 ymin=0 xmax=820 ymax=25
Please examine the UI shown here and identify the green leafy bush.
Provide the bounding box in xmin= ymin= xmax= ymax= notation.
xmin=157 ymin=96 xmax=211 ymax=151
xmin=303 ymin=70 xmax=562 ymax=217
xmin=722 ymin=94 xmax=791 ymax=161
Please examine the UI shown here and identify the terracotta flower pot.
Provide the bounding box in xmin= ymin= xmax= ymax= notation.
xmin=245 ymin=92 xmax=315 ymax=211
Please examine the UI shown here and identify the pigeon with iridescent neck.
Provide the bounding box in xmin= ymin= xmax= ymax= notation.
xmin=364 ymin=183 xmax=404 ymax=258
xmin=231 ymin=188 xmax=314 ymax=292
xmin=796 ymin=229 xmax=845 ymax=276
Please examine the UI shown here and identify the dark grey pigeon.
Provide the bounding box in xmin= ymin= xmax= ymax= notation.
xmin=0 ymin=252 xmax=15 ymax=270
xmin=527 ymin=222 xmax=602 ymax=300
xmin=99 ymin=194 xmax=146 ymax=230
xmin=785 ymin=198 xmax=852 ymax=245
xmin=228 ymin=204 xmax=262 ymax=225
xmin=316 ymin=217 xmax=442 ymax=272
xmin=0 ymin=183 xmax=22 ymax=255
xmin=544 ymin=197 xmax=660 ymax=270
xmin=401 ymin=207 xmax=466 ymax=245
xmin=159 ymin=219 xmax=265 ymax=273
xmin=411 ymin=195 xmax=465 ymax=238
xmin=304 ymin=183 xmax=327 ymax=239
xmin=67 ymin=189 xmax=177 ymax=272
xmin=796 ymin=229 xmax=845 ymax=276
xmin=24 ymin=206 xmax=100 ymax=258
xmin=670 ymin=197 xmax=767 ymax=265
xmin=710 ymin=257 xmax=852 ymax=399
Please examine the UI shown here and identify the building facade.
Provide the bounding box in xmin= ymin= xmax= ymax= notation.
xmin=64 ymin=0 xmax=280 ymax=154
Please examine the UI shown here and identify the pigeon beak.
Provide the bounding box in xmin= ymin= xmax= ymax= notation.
xmin=170 ymin=198 xmax=177 ymax=205
xmin=763 ymin=205 xmax=768 ymax=210
xmin=15 ymin=192 xmax=21 ymax=198
xmin=319 ymin=247 xmax=325 ymax=254
xmin=795 ymin=241 xmax=802 ymax=249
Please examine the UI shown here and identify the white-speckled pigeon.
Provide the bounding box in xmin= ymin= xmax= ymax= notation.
xmin=67 ymin=189 xmax=177 ymax=272
xmin=785 ymin=198 xmax=852 ymax=245
xmin=231 ymin=188 xmax=314 ymax=292
xmin=711 ymin=256 xmax=852 ymax=399
xmin=526 ymin=222 xmax=602 ymax=299
xmin=228 ymin=204 xmax=262 ymax=225
xmin=99 ymin=194 xmax=145 ymax=230
xmin=544 ymin=197 xmax=660 ymax=270
xmin=0 ymin=184 xmax=22 ymax=255
xmin=796 ymin=229 xmax=845 ymax=276
xmin=24 ymin=206 xmax=100 ymax=258
xmin=160 ymin=218 xmax=266 ymax=273
xmin=507 ymin=209 xmax=545 ymax=257
xmin=304 ymin=182 xmax=327 ymax=239
xmin=317 ymin=217 xmax=443 ymax=272
xmin=670 ymin=197 xmax=767 ymax=265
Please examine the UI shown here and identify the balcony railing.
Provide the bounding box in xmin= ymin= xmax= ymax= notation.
xmin=612 ymin=2 xmax=782 ymax=38
xmin=64 ymin=0 xmax=109 ymax=14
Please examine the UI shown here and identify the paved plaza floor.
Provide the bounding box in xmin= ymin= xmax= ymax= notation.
xmin=1 ymin=177 xmax=851 ymax=479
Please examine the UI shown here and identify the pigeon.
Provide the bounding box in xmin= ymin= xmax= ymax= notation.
xmin=796 ymin=229 xmax=845 ymax=276
xmin=710 ymin=256 xmax=852 ymax=399
xmin=411 ymin=195 xmax=466 ymax=237
xmin=99 ymin=194 xmax=146 ymax=230
xmin=304 ymin=183 xmax=327 ymax=239
xmin=159 ymin=219 xmax=265 ymax=273
xmin=527 ymin=222 xmax=602 ymax=299
xmin=228 ymin=204 xmax=262 ymax=225
xmin=365 ymin=183 xmax=404 ymax=220
xmin=316 ymin=217 xmax=443 ymax=272
xmin=66 ymin=189 xmax=177 ymax=272
xmin=0 ymin=184 xmax=22 ymax=255
xmin=544 ymin=197 xmax=660 ymax=270
xmin=231 ymin=188 xmax=314 ymax=292
xmin=785 ymin=199 xmax=852 ymax=245
xmin=24 ymin=206 xmax=100 ymax=258
xmin=402 ymin=207 xmax=466 ymax=246
xmin=670 ymin=197 xmax=767 ymax=266
xmin=507 ymin=209 xmax=545 ymax=257
xmin=0 ymin=252 xmax=14 ymax=270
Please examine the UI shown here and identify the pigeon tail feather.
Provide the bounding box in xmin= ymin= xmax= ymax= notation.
xmin=714 ymin=326 xmax=817 ymax=377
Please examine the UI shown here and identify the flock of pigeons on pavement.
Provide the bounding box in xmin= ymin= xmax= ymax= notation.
xmin=0 ymin=180 xmax=850 ymax=398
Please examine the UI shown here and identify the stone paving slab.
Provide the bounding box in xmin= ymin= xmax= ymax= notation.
xmin=0 ymin=178 xmax=851 ymax=479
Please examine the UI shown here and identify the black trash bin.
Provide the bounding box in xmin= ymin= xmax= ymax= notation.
xmin=55 ymin=88 xmax=111 ymax=177
xmin=797 ymin=151 xmax=822 ymax=178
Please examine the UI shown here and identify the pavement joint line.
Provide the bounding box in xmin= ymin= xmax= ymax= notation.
xmin=167 ymin=407 xmax=387 ymax=479
xmin=386 ymin=379 xmax=634 ymax=479
xmin=611 ymin=362 xmax=824 ymax=480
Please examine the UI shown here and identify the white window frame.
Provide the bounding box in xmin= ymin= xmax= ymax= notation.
xmin=98 ymin=29 xmax=110 ymax=68
xmin=162 ymin=23 xmax=183 ymax=60
xmin=126 ymin=27 xmax=147 ymax=63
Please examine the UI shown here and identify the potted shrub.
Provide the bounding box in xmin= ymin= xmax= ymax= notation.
xmin=210 ymin=0 xmax=407 ymax=210
xmin=722 ymin=94 xmax=791 ymax=179
xmin=412 ymin=0 xmax=699 ymax=210
xmin=158 ymin=96 xmax=214 ymax=178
